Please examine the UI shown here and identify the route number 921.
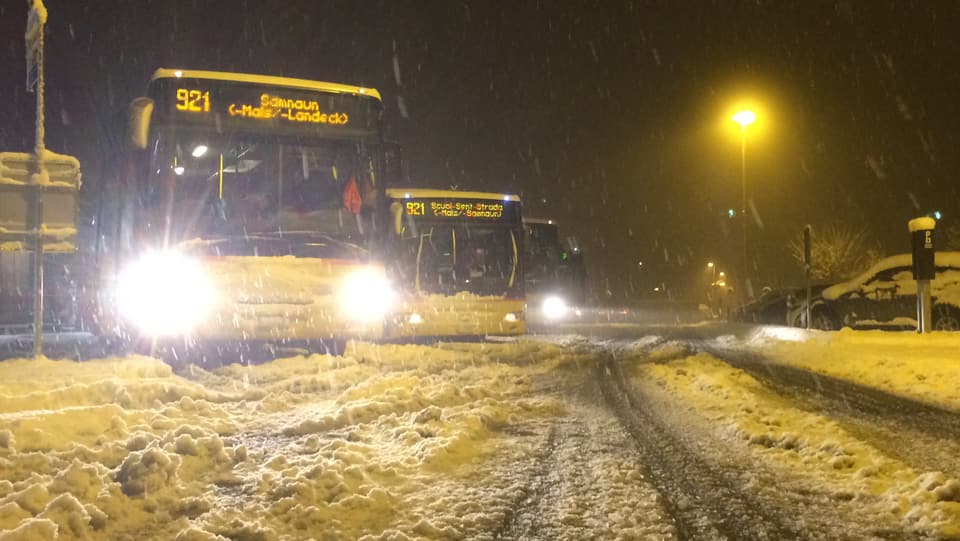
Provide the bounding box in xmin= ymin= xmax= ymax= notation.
xmin=176 ymin=88 xmax=211 ymax=113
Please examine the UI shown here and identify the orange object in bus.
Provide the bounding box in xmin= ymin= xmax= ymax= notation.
xmin=343 ymin=175 xmax=362 ymax=214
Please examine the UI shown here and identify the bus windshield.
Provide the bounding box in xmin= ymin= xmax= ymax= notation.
xmin=142 ymin=130 xmax=376 ymax=242
xmin=524 ymin=222 xmax=562 ymax=289
xmin=394 ymin=223 xmax=519 ymax=297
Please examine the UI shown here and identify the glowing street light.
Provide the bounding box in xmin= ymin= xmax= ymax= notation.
xmin=732 ymin=110 xmax=756 ymax=129
xmin=732 ymin=109 xmax=756 ymax=297
xmin=707 ymin=261 xmax=716 ymax=282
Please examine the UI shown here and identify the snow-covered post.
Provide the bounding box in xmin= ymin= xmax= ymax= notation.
xmin=908 ymin=217 xmax=936 ymax=333
xmin=803 ymin=225 xmax=812 ymax=330
xmin=26 ymin=0 xmax=47 ymax=356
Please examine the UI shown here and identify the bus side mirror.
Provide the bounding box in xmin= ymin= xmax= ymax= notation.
xmin=390 ymin=202 xmax=404 ymax=235
xmin=128 ymin=97 xmax=155 ymax=150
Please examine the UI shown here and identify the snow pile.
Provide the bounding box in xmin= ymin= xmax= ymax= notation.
xmin=748 ymin=327 xmax=960 ymax=411
xmin=628 ymin=345 xmax=960 ymax=539
xmin=0 ymin=340 xmax=573 ymax=539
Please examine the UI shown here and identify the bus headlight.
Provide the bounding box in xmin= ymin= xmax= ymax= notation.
xmin=116 ymin=251 xmax=215 ymax=337
xmin=542 ymin=295 xmax=569 ymax=320
xmin=339 ymin=268 xmax=394 ymax=322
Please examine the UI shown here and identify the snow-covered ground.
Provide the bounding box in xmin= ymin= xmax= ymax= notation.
xmin=747 ymin=326 xmax=960 ymax=411
xmin=0 ymin=341 xmax=574 ymax=540
xmin=619 ymin=328 xmax=960 ymax=539
xmin=3 ymin=326 xmax=960 ymax=540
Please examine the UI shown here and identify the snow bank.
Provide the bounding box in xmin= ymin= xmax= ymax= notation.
xmin=630 ymin=350 xmax=960 ymax=538
xmin=748 ymin=327 xmax=960 ymax=411
xmin=0 ymin=339 xmax=573 ymax=539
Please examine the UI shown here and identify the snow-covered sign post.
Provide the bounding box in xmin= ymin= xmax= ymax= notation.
xmin=803 ymin=225 xmax=812 ymax=330
xmin=909 ymin=216 xmax=936 ymax=333
xmin=0 ymin=0 xmax=81 ymax=356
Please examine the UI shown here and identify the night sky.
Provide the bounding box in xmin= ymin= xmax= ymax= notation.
xmin=2 ymin=1 xmax=959 ymax=301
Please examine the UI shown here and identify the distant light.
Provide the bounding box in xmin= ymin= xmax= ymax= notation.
xmin=717 ymin=280 xmax=726 ymax=287
xmin=732 ymin=110 xmax=756 ymax=128
xmin=503 ymin=312 xmax=519 ymax=323
xmin=173 ymin=70 xmax=183 ymax=78
xmin=191 ymin=145 xmax=208 ymax=158
xmin=174 ymin=165 xmax=185 ymax=175
xmin=548 ymin=220 xmax=553 ymax=225
xmin=934 ymin=211 xmax=942 ymax=220
xmin=654 ymin=287 xmax=660 ymax=292
xmin=542 ymin=295 xmax=569 ymax=320
xmin=707 ymin=262 xmax=715 ymax=268
xmin=728 ymin=208 xmax=736 ymax=218
xmin=719 ymin=271 xmax=725 ymax=277
xmin=404 ymin=193 xmax=410 ymax=198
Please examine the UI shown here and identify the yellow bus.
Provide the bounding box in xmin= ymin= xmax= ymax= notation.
xmin=92 ymin=69 xmax=398 ymax=356
xmin=382 ymin=189 xmax=525 ymax=337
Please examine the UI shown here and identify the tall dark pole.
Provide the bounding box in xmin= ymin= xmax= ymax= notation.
xmin=26 ymin=0 xmax=48 ymax=358
xmin=740 ymin=127 xmax=747 ymax=299
xmin=732 ymin=109 xmax=755 ymax=300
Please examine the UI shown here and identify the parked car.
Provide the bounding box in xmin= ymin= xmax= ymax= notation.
xmin=793 ymin=252 xmax=960 ymax=331
xmin=732 ymin=284 xmax=831 ymax=326
xmin=731 ymin=287 xmax=798 ymax=325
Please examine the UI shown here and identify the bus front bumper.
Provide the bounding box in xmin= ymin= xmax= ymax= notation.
xmin=387 ymin=297 xmax=525 ymax=338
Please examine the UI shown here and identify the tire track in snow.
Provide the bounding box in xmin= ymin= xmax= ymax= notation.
xmin=700 ymin=343 xmax=960 ymax=476
xmin=491 ymin=423 xmax=562 ymax=540
xmin=492 ymin=365 xmax=677 ymax=541
xmin=596 ymin=352 xmax=805 ymax=541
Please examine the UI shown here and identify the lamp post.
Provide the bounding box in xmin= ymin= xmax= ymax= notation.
xmin=707 ymin=261 xmax=716 ymax=283
xmin=732 ymin=109 xmax=756 ymax=297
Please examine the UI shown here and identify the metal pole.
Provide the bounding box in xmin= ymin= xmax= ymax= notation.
xmin=805 ymin=266 xmax=811 ymax=330
xmin=918 ymin=279 xmax=932 ymax=333
xmin=31 ymin=11 xmax=46 ymax=358
xmin=740 ymin=128 xmax=748 ymax=299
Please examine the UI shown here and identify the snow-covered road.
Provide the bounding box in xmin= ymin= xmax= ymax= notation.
xmin=2 ymin=325 xmax=960 ymax=540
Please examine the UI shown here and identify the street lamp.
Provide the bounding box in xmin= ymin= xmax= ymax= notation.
xmin=707 ymin=261 xmax=716 ymax=283
xmin=732 ymin=109 xmax=756 ymax=297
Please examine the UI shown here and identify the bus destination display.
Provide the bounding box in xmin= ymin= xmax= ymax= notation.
xmin=403 ymin=199 xmax=519 ymax=222
xmin=153 ymin=79 xmax=379 ymax=136
xmin=176 ymin=88 xmax=351 ymax=126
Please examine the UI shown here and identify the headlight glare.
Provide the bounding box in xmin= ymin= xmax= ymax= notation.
xmin=339 ymin=268 xmax=394 ymax=322
xmin=542 ymin=295 xmax=569 ymax=320
xmin=115 ymin=251 xmax=215 ymax=336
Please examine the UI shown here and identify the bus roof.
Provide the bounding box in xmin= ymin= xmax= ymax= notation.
xmin=151 ymin=68 xmax=382 ymax=101
xmin=386 ymin=188 xmax=520 ymax=202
